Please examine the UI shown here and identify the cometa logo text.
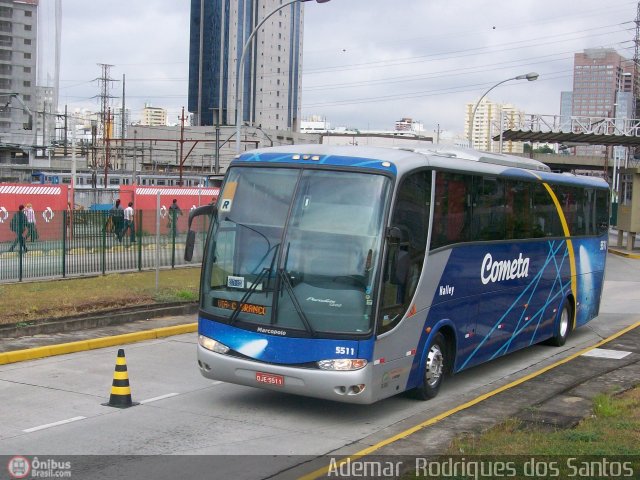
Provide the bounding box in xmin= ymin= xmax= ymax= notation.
xmin=481 ymin=253 xmax=530 ymax=285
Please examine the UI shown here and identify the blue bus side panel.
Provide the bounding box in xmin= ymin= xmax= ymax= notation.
xmin=406 ymin=236 xmax=606 ymax=388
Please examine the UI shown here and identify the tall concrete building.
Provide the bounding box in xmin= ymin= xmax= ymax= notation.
xmin=0 ymin=0 xmax=38 ymax=157
xmin=572 ymin=48 xmax=634 ymax=157
xmin=188 ymin=0 xmax=304 ymax=133
xmin=0 ymin=0 xmax=60 ymax=166
xmin=465 ymin=98 xmax=525 ymax=153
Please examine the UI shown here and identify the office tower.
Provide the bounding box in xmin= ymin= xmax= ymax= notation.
xmin=560 ymin=91 xmax=573 ymax=133
xmin=0 ymin=0 xmax=60 ymax=164
xmin=0 ymin=0 xmax=38 ymax=154
xmin=188 ymin=0 xmax=304 ymax=132
xmin=572 ymin=48 xmax=634 ymax=156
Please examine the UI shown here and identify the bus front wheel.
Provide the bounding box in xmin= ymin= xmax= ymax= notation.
xmin=415 ymin=332 xmax=447 ymax=400
xmin=547 ymin=299 xmax=572 ymax=347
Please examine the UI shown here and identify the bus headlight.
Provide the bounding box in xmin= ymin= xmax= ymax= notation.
xmin=317 ymin=359 xmax=367 ymax=371
xmin=198 ymin=335 xmax=230 ymax=354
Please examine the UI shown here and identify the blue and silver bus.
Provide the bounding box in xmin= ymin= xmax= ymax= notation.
xmin=185 ymin=145 xmax=609 ymax=404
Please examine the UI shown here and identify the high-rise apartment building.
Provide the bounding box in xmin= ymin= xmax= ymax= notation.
xmin=465 ymin=98 xmax=525 ymax=153
xmin=572 ymin=48 xmax=634 ymax=156
xmin=0 ymin=0 xmax=38 ymax=154
xmin=141 ymin=104 xmax=167 ymax=127
xmin=188 ymin=0 xmax=304 ymax=132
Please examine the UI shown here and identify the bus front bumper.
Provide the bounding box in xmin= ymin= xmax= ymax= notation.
xmin=197 ymin=345 xmax=376 ymax=404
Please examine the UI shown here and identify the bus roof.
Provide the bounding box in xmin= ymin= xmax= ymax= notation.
xmin=236 ymin=145 xmax=609 ymax=189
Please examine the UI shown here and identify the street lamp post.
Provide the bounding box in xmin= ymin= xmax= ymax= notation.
xmin=468 ymin=72 xmax=539 ymax=147
xmin=235 ymin=0 xmax=331 ymax=154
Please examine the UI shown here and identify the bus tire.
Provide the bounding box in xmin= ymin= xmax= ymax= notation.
xmin=547 ymin=299 xmax=572 ymax=347
xmin=415 ymin=332 xmax=447 ymax=400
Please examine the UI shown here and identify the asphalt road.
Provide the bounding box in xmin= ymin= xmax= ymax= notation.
xmin=0 ymin=253 xmax=638 ymax=479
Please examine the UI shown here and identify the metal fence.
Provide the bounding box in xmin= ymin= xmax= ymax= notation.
xmin=0 ymin=207 xmax=210 ymax=283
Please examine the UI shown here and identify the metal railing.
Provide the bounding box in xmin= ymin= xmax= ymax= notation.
xmin=0 ymin=208 xmax=210 ymax=283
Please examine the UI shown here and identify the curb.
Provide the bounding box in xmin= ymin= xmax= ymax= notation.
xmin=608 ymin=248 xmax=640 ymax=259
xmin=0 ymin=302 xmax=199 ymax=339
xmin=0 ymin=323 xmax=198 ymax=366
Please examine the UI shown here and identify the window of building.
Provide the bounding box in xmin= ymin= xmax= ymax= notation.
xmin=24 ymin=52 xmax=31 ymax=59
xmin=25 ymin=10 xmax=32 ymax=17
xmin=24 ymin=24 xmax=31 ymax=31
xmin=24 ymin=38 xmax=31 ymax=45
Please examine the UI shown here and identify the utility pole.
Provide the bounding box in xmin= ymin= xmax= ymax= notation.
xmin=94 ymin=64 xmax=118 ymax=174
xmin=63 ymin=105 xmax=68 ymax=156
xmin=634 ymin=1 xmax=640 ymax=119
xmin=105 ymin=108 xmax=111 ymax=189
xmin=121 ymin=73 xmax=126 ymax=170
xmin=94 ymin=64 xmax=117 ymax=137
xmin=179 ymin=107 xmax=186 ymax=186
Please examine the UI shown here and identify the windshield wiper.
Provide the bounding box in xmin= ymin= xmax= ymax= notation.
xmin=229 ymin=266 xmax=271 ymax=325
xmin=278 ymin=268 xmax=316 ymax=337
xmin=228 ymin=243 xmax=280 ymax=325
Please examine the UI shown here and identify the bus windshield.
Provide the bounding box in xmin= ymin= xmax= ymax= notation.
xmin=204 ymin=167 xmax=391 ymax=336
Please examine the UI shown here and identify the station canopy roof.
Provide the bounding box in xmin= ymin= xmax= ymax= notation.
xmin=496 ymin=130 xmax=640 ymax=147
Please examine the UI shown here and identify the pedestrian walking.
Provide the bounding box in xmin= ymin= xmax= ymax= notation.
xmin=24 ymin=203 xmax=38 ymax=242
xmin=8 ymin=204 xmax=27 ymax=253
xmin=168 ymin=198 xmax=183 ymax=236
xmin=122 ymin=201 xmax=136 ymax=243
xmin=108 ymin=199 xmax=125 ymax=241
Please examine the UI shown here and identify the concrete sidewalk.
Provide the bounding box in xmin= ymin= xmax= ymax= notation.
xmin=609 ymin=229 xmax=640 ymax=259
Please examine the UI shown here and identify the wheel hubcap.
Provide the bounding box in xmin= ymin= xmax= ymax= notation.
xmin=426 ymin=344 xmax=444 ymax=387
xmin=559 ymin=308 xmax=569 ymax=338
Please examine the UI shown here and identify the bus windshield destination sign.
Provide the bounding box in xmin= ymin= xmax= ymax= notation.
xmin=214 ymin=298 xmax=267 ymax=316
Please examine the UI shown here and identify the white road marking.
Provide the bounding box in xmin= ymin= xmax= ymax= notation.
xmin=139 ymin=393 xmax=179 ymax=404
xmin=581 ymin=348 xmax=632 ymax=360
xmin=23 ymin=416 xmax=86 ymax=433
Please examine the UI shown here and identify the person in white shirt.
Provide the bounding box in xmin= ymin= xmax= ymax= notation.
xmin=24 ymin=203 xmax=38 ymax=242
xmin=122 ymin=201 xmax=135 ymax=243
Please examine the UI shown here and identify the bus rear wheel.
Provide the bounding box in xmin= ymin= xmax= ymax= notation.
xmin=415 ymin=332 xmax=447 ymax=400
xmin=547 ymin=299 xmax=572 ymax=347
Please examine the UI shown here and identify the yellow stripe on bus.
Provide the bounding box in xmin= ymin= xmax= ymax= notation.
xmin=541 ymin=182 xmax=577 ymax=326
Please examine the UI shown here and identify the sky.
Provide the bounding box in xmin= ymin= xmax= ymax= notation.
xmin=58 ymin=0 xmax=637 ymax=137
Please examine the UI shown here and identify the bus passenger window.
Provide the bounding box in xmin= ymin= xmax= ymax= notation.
xmin=431 ymin=172 xmax=471 ymax=248
xmin=595 ymin=189 xmax=609 ymax=235
xmin=471 ymin=177 xmax=505 ymax=240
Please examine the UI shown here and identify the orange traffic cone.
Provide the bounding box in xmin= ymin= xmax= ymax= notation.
xmin=103 ymin=349 xmax=139 ymax=408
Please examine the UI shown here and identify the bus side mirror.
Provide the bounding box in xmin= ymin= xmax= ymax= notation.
xmin=184 ymin=203 xmax=216 ymax=262
xmin=184 ymin=230 xmax=197 ymax=261
xmin=386 ymin=226 xmax=402 ymax=244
